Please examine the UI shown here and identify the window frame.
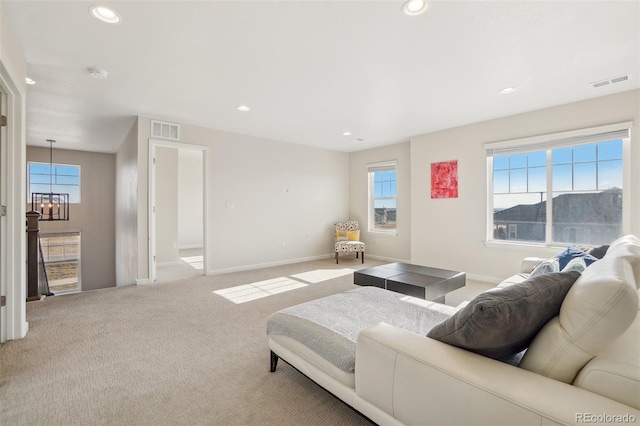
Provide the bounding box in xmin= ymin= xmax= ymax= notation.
xmin=485 ymin=122 xmax=632 ymax=247
xmin=367 ymin=160 xmax=398 ymax=235
xmin=39 ymin=231 xmax=82 ymax=293
xmin=27 ymin=161 xmax=81 ymax=203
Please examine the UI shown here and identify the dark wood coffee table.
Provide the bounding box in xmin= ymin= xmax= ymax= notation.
xmin=353 ymin=262 xmax=465 ymax=303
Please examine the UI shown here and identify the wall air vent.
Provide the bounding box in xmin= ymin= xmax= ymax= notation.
xmin=151 ymin=120 xmax=180 ymax=140
xmin=590 ymin=74 xmax=631 ymax=89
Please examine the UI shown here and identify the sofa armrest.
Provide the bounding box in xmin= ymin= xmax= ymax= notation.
xmin=521 ymin=256 xmax=548 ymax=274
xmin=356 ymin=323 xmax=640 ymax=426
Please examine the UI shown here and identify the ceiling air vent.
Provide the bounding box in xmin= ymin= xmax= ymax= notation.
xmin=151 ymin=120 xmax=180 ymax=140
xmin=590 ymin=74 xmax=631 ymax=89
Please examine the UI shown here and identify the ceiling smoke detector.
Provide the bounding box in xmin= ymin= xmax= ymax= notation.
xmin=589 ymin=74 xmax=631 ymax=89
xmin=88 ymin=67 xmax=108 ymax=79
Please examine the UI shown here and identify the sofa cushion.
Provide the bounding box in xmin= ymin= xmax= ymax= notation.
xmin=573 ymin=315 xmax=640 ymax=410
xmin=427 ymin=271 xmax=580 ymax=360
xmin=605 ymin=234 xmax=640 ymax=285
xmin=519 ymin=255 xmax=639 ymax=384
xmin=555 ymin=247 xmax=598 ymax=270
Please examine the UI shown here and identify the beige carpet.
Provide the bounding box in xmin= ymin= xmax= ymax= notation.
xmin=1 ymin=257 xmax=492 ymax=425
xmin=1 ymin=257 xmax=385 ymax=426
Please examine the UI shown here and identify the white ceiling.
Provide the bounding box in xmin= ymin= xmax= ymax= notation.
xmin=5 ymin=0 xmax=640 ymax=154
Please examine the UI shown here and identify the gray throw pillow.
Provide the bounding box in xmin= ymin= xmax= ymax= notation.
xmin=427 ymin=271 xmax=580 ymax=359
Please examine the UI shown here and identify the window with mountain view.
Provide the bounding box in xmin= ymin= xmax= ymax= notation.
xmin=486 ymin=123 xmax=629 ymax=246
xmin=368 ymin=161 xmax=397 ymax=233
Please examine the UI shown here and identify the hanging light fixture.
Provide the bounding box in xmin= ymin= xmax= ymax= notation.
xmin=31 ymin=139 xmax=70 ymax=221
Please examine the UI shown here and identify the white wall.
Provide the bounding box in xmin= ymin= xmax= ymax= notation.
xmin=349 ymin=142 xmax=411 ymax=262
xmin=115 ymin=120 xmax=138 ymax=287
xmin=1 ymin=0 xmax=29 ymax=341
xmin=135 ymin=117 xmax=350 ymax=277
xmin=410 ymin=89 xmax=640 ymax=283
xmin=178 ymin=149 xmax=204 ymax=249
xmin=155 ymin=146 xmax=179 ymax=263
xmin=26 ymin=147 xmax=116 ymax=291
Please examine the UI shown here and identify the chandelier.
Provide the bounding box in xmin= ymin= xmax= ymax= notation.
xmin=31 ymin=139 xmax=70 ymax=221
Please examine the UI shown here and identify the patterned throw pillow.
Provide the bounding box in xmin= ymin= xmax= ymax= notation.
xmin=529 ymin=258 xmax=560 ymax=278
xmin=561 ymin=257 xmax=587 ymax=274
xmin=555 ymin=247 xmax=598 ymax=270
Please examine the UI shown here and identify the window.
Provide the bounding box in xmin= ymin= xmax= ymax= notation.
xmin=368 ymin=161 xmax=397 ymax=232
xmin=486 ymin=123 xmax=630 ymax=246
xmin=40 ymin=232 xmax=81 ymax=293
xmin=28 ymin=162 xmax=81 ymax=203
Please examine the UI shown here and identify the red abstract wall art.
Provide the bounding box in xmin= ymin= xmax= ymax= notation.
xmin=431 ymin=160 xmax=458 ymax=199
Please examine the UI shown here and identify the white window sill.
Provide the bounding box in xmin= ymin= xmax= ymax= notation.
xmin=484 ymin=240 xmax=565 ymax=252
xmin=368 ymin=230 xmax=397 ymax=237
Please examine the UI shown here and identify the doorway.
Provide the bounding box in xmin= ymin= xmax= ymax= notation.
xmin=149 ymin=140 xmax=208 ymax=283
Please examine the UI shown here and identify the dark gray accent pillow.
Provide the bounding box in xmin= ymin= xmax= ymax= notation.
xmin=588 ymin=244 xmax=610 ymax=259
xmin=427 ymin=271 xmax=580 ymax=359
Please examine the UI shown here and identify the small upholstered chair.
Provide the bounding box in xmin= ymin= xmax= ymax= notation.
xmin=334 ymin=221 xmax=365 ymax=264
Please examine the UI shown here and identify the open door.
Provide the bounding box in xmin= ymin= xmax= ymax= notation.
xmin=148 ymin=139 xmax=208 ymax=283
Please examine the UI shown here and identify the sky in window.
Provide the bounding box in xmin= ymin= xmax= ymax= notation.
xmin=373 ymin=170 xmax=397 ymax=209
xmin=29 ymin=163 xmax=81 ymax=203
xmin=493 ymin=140 xmax=622 ymax=210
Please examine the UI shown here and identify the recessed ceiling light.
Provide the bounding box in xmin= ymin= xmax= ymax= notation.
xmin=26 ymin=77 xmax=37 ymax=85
xmin=342 ymin=131 xmax=352 ymax=136
xmin=402 ymin=0 xmax=429 ymax=16
xmin=499 ymin=87 xmax=516 ymax=94
xmin=88 ymin=67 xmax=108 ymax=79
xmin=237 ymin=105 xmax=251 ymax=112
xmin=89 ymin=5 xmax=121 ymax=24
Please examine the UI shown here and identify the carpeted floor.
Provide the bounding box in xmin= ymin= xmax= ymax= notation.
xmin=1 ymin=257 xmax=383 ymax=426
xmin=1 ymin=257 xmax=491 ymax=426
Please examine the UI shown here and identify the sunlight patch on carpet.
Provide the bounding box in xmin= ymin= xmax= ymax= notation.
xmin=290 ymin=268 xmax=355 ymax=284
xmin=213 ymin=277 xmax=308 ymax=304
xmin=181 ymin=255 xmax=204 ymax=270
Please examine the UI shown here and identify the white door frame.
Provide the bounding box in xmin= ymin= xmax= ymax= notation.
xmin=148 ymin=139 xmax=209 ymax=282
xmin=0 ymin=61 xmax=28 ymax=341
xmin=0 ymin=82 xmax=7 ymax=342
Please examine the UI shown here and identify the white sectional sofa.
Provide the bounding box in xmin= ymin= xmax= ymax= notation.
xmin=267 ymin=235 xmax=640 ymax=425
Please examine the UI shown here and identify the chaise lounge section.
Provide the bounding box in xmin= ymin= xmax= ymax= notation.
xmin=267 ymin=235 xmax=640 ymax=425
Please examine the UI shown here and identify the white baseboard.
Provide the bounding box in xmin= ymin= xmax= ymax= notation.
xmin=136 ymin=278 xmax=151 ymax=285
xmin=364 ymin=254 xmax=410 ymax=263
xmin=207 ymin=254 xmax=333 ymax=275
xmin=178 ymin=245 xmax=203 ymax=250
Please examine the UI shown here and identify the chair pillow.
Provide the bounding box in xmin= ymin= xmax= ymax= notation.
xmin=347 ymin=230 xmax=360 ymax=241
xmin=335 ymin=230 xmax=348 ymax=241
xmin=427 ymin=271 xmax=580 ymax=360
